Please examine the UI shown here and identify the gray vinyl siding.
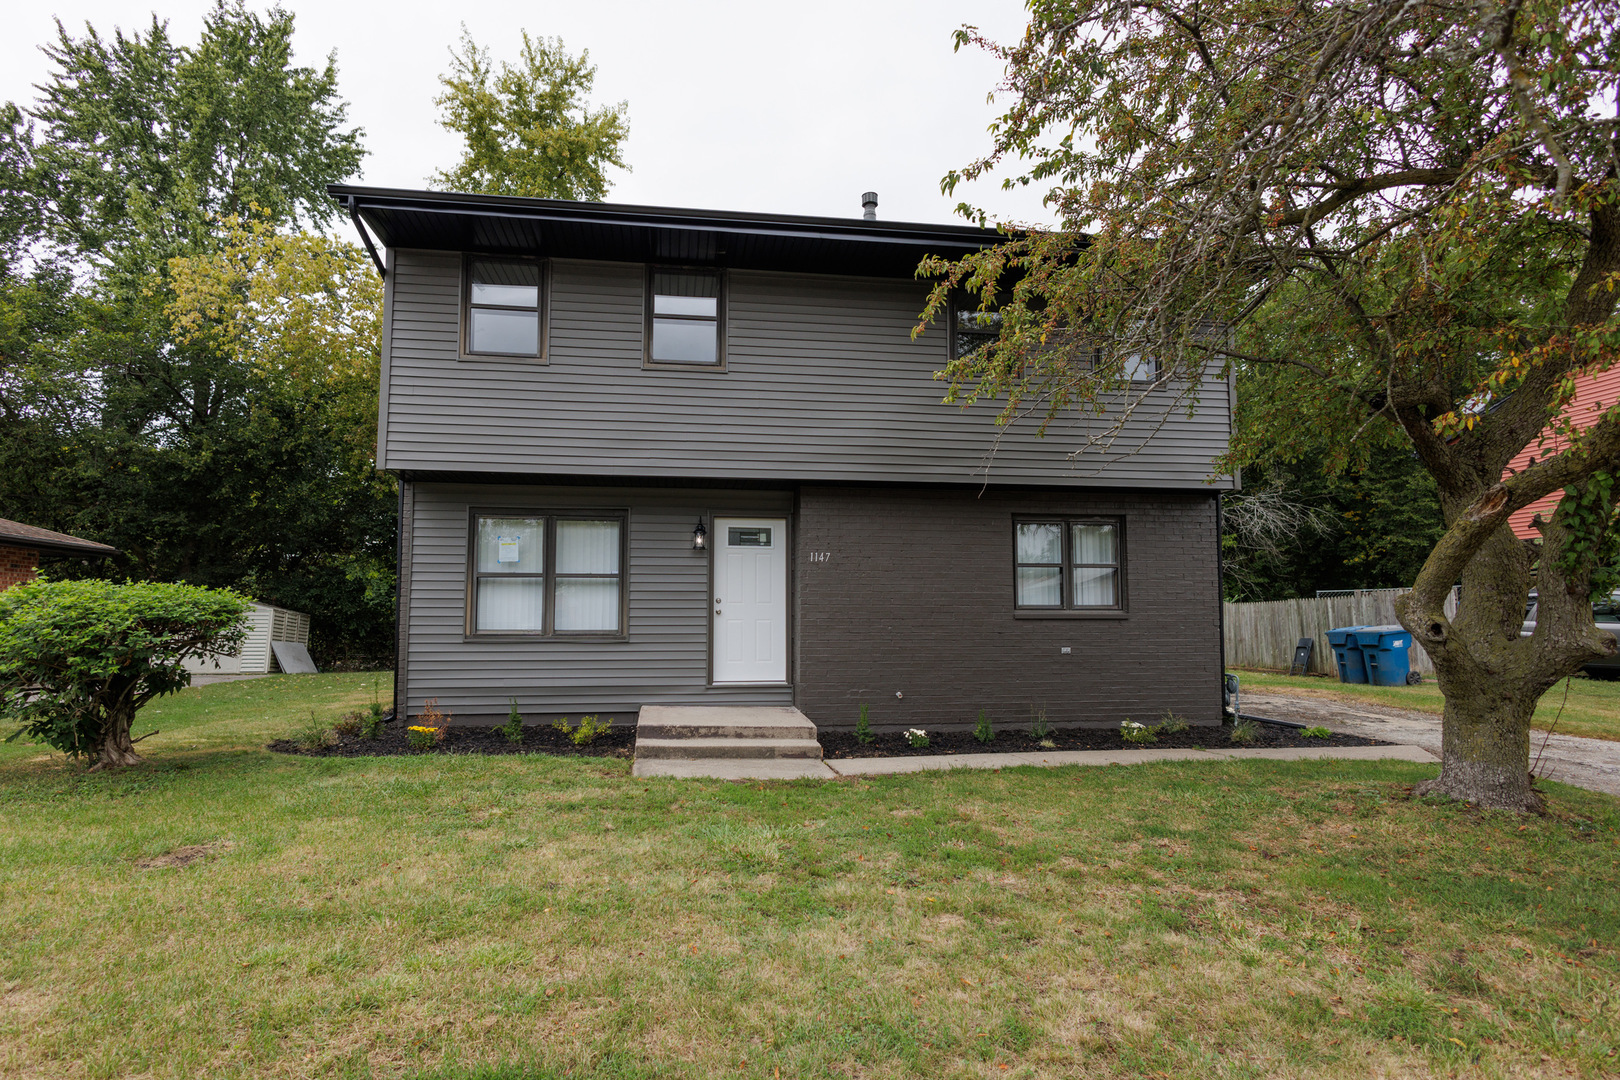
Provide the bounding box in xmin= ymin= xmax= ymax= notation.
xmin=404 ymin=481 xmax=794 ymax=722
xmin=382 ymin=251 xmax=1235 ymax=489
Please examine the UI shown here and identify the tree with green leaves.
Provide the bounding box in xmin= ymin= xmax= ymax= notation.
xmin=0 ymin=579 xmax=251 ymax=768
xmin=928 ymin=0 xmax=1620 ymax=810
xmin=0 ymin=3 xmax=391 ymax=667
xmin=432 ymin=28 xmax=629 ymax=200
xmin=27 ymin=1 xmax=363 ymax=264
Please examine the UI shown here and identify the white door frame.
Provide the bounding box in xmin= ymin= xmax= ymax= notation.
xmin=710 ymin=516 xmax=790 ymax=685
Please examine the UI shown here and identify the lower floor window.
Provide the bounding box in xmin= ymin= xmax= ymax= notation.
xmin=1014 ymin=518 xmax=1123 ymax=609
xmin=472 ymin=513 xmax=624 ymax=634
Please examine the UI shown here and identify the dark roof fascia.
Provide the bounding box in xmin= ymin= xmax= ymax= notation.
xmin=328 ymin=184 xmax=1004 ymax=249
xmin=328 ymin=185 xmax=1011 ymax=280
xmin=0 ymin=525 xmax=118 ymax=558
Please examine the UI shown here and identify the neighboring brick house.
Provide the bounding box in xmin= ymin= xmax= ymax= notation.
xmin=335 ymin=185 xmax=1235 ymax=730
xmin=0 ymin=519 xmax=118 ymax=589
xmin=1505 ymin=367 xmax=1620 ymax=539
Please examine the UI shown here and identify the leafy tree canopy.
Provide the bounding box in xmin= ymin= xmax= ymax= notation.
xmin=0 ymin=578 xmax=251 ymax=768
xmin=24 ymin=1 xmax=364 ymax=267
xmin=431 ymin=28 xmax=629 ymax=200
xmin=931 ymin=0 xmax=1620 ymax=811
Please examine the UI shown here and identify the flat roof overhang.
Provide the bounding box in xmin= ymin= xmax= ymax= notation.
xmin=328 ymin=184 xmax=1005 ymax=279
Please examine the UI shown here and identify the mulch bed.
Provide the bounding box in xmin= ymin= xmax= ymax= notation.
xmin=271 ymin=716 xmax=1387 ymax=760
xmin=268 ymin=719 xmax=635 ymax=759
xmin=819 ymin=722 xmax=1389 ymax=759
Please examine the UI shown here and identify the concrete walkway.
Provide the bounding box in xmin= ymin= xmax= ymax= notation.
xmin=1244 ymin=690 xmax=1620 ymax=798
xmin=633 ymin=742 xmax=1435 ymax=781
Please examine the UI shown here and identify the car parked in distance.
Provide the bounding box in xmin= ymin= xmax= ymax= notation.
xmin=1522 ymin=592 xmax=1620 ymax=679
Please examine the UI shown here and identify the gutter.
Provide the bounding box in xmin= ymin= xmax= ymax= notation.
xmin=342 ymin=194 xmax=387 ymax=278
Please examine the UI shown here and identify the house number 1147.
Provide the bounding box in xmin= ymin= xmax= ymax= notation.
xmin=808 ymin=551 xmax=832 ymax=562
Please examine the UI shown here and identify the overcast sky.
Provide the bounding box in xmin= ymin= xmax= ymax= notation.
xmin=2 ymin=0 xmax=1057 ymax=228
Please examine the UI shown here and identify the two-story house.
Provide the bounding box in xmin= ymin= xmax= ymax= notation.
xmin=333 ymin=185 xmax=1234 ymax=732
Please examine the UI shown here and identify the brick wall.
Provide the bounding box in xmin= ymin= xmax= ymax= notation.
xmin=794 ymin=486 xmax=1222 ymax=730
xmin=0 ymin=545 xmax=39 ymax=590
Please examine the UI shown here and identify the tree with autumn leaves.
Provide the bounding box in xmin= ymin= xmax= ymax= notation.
xmin=930 ymin=0 xmax=1620 ymax=810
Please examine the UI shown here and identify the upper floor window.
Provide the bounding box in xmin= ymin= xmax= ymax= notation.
xmin=465 ymin=257 xmax=543 ymax=359
xmin=950 ymin=291 xmax=1002 ymax=360
xmin=1014 ymin=518 xmax=1124 ymax=610
xmin=647 ymin=268 xmax=724 ymax=368
xmin=1118 ymin=350 xmax=1161 ymax=383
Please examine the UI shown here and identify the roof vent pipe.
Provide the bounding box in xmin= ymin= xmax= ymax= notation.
xmin=861 ymin=191 xmax=878 ymax=221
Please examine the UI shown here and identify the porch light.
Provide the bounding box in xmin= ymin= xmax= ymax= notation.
xmin=691 ymin=520 xmax=707 ymax=551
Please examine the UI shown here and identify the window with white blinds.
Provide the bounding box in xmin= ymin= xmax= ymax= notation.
xmin=1013 ymin=518 xmax=1124 ymax=610
xmin=470 ymin=513 xmax=626 ymax=635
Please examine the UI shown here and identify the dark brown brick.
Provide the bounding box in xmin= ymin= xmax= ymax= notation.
xmin=793 ymin=486 xmax=1221 ymax=730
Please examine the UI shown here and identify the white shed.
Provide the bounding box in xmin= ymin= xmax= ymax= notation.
xmin=183 ymin=602 xmax=312 ymax=675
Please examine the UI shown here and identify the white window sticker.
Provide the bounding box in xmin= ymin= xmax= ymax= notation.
xmin=497 ymin=536 xmax=520 ymax=563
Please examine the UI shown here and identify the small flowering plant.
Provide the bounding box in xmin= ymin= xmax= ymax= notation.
xmin=407 ymin=699 xmax=449 ymax=750
xmin=904 ymin=727 xmax=929 ymax=748
xmin=406 ymin=725 xmax=444 ymax=750
xmin=1120 ymin=720 xmax=1156 ymax=746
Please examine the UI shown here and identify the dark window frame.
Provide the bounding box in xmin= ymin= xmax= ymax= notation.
xmin=644 ymin=265 xmax=727 ymax=371
xmin=460 ymin=254 xmax=548 ymax=362
xmin=465 ymin=508 xmax=629 ymax=640
xmin=1011 ymin=516 xmax=1128 ymax=616
xmin=947 ymin=288 xmax=1002 ymax=362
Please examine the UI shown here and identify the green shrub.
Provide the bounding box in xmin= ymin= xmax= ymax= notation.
xmin=0 ymin=578 xmax=251 ymax=768
xmin=1155 ymin=712 xmax=1189 ymax=735
xmin=1229 ymin=719 xmax=1260 ymax=745
xmin=296 ymin=710 xmax=336 ymax=750
xmin=551 ymin=716 xmax=573 ymax=735
xmin=904 ymin=727 xmax=929 ymax=748
xmin=1121 ymin=720 xmax=1156 ymax=745
xmin=854 ymin=703 xmax=874 ymax=744
xmin=1030 ymin=707 xmax=1052 ymax=740
xmin=360 ymin=701 xmax=385 ymax=739
xmin=500 ymin=698 xmax=525 ymax=745
xmin=1301 ymin=725 xmax=1332 ymax=739
xmin=570 ymin=714 xmax=611 ymax=746
xmin=332 ymin=710 xmax=365 ymax=737
xmin=973 ymin=710 xmax=995 ymax=744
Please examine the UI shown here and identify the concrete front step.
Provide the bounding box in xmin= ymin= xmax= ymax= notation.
xmin=634 ymin=737 xmax=824 ymax=760
xmin=633 ymin=759 xmax=838 ymax=780
xmin=633 ymin=705 xmax=825 ymax=766
xmin=635 ymin=705 xmax=816 ymax=741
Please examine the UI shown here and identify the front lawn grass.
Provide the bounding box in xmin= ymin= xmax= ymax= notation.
xmin=1235 ymin=666 xmax=1620 ymax=742
xmin=0 ymin=675 xmax=1617 ymax=1078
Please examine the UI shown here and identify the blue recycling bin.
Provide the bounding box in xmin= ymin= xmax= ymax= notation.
xmin=1326 ymin=626 xmax=1371 ymax=684
xmin=1353 ymin=625 xmax=1414 ymax=687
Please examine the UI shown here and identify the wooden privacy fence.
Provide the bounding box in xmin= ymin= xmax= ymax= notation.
xmin=1223 ymin=588 xmax=1460 ymax=678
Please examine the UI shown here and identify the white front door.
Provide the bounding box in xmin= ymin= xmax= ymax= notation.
xmin=712 ymin=517 xmax=788 ymax=684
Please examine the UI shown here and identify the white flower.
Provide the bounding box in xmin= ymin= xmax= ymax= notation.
xmin=1121 ymin=721 xmax=1146 ymax=731
xmin=906 ymin=728 xmax=926 ymax=737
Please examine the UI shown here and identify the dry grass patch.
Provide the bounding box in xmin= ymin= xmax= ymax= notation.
xmin=134 ymin=839 xmax=235 ymax=869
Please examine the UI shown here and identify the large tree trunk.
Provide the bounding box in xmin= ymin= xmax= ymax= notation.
xmin=1414 ymin=676 xmax=1541 ymax=813
xmin=1396 ymin=493 xmax=1616 ymax=812
xmin=93 ymin=698 xmax=145 ymax=770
